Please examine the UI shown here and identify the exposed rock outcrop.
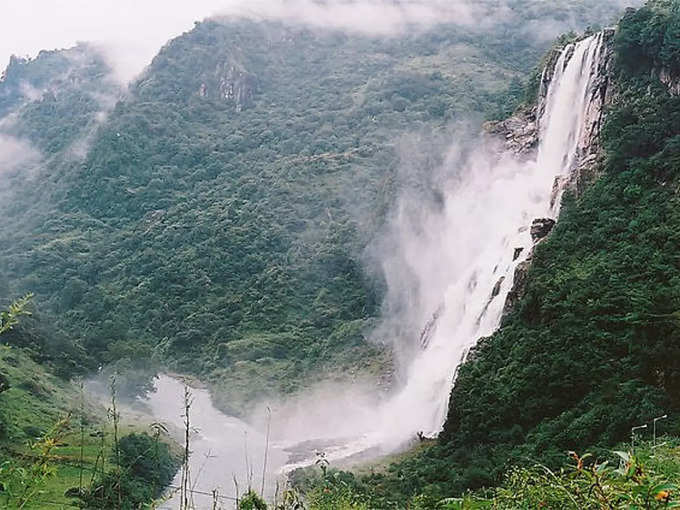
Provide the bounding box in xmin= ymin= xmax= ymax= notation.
xmin=216 ymin=64 xmax=256 ymax=111
xmin=659 ymin=67 xmax=680 ymax=96
xmin=198 ymin=62 xmax=257 ymax=111
xmin=502 ymin=254 xmax=533 ymax=319
xmin=484 ymin=106 xmax=538 ymax=157
xmin=530 ymin=218 xmax=556 ymax=242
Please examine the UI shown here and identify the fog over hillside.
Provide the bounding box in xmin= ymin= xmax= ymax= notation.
xmin=1 ymin=0 xmax=642 ymax=82
xmin=3 ymin=1 xmax=677 ymax=509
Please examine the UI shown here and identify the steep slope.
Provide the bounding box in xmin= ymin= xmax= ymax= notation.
xmin=443 ymin=0 xmax=680 ymax=464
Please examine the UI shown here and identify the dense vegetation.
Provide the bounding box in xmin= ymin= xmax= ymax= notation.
xmin=4 ymin=1 xmax=671 ymax=508
xmin=0 ymin=0 xmax=630 ymax=413
xmin=0 ymin=298 xmax=179 ymax=509
xmin=327 ymin=1 xmax=680 ymax=506
xmin=305 ymin=440 xmax=680 ymax=509
xmin=79 ymin=432 xmax=179 ymax=509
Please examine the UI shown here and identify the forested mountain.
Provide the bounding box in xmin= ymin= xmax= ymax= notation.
xmin=0 ymin=0 xmax=631 ymax=414
xmin=7 ymin=0 xmax=680 ymax=508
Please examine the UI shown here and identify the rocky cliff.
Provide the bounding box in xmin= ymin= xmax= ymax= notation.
xmin=659 ymin=67 xmax=680 ymax=96
xmin=488 ymin=29 xmax=616 ymax=196
xmin=489 ymin=30 xmax=617 ymax=317
xmin=198 ymin=61 xmax=257 ymax=111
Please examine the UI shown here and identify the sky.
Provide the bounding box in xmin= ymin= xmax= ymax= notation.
xmin=0 ymin=1 xmax=243 ymax=82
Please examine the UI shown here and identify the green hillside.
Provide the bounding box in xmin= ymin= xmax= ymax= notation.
xmin=0 ymin=299 xmax=179 ymax=509
xmin=6 ymin=0 xmax=680 ymax=508
xmin=304 ymin=439 xmax=680 ymax=509
xmin=0 ymin=1 xmax=633 ymax=414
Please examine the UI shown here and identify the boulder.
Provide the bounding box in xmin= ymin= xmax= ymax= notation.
xmin=530 ymin=218 xmax=555 ymax=242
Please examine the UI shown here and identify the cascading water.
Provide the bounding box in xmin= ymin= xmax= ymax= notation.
xmin=380 ymin=32 xmax=608 ymax=441
xmin=143 ymin=33 xmax=608 ymax=506
xmin=310 ymin=32 xmax=609 ymax=453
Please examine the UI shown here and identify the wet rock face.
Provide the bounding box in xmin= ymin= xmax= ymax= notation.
xmin=419 ymin=305 xmax=444 ymax=350
xmin=500 ymin=217 xmax=554 ymax=319
xmin=491 ymin=276 xmax=505 ymax=299
xmin=530 ymin=218 xmax=556 ymax=242
xmin=538 ymin=47 xmax=564 ymax=103
xmin=502 ymin=259 xmax=532 ymax=318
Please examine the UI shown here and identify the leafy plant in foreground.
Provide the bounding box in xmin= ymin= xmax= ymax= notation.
xmin=437 ymin=446 xmax=680 ymax=510
xmin=0 ymin=294 xmax=33 ymax=336
xmin=0 ymin=416 xmax=70 ymax=509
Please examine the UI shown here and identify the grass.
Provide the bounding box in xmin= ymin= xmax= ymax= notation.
xmin=301 ymin=438 xmax=680 ymax=509
xmin=0 ymin=345 xmax=177 ymax=509
xmin=443 ymin=438 xmax=680 ymax=510
xmin=350 ymin=439 xmax=435 ymax=477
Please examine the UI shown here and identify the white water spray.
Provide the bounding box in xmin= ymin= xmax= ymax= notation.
xmin=144 ymin=33 xmax=608 ymax=505
xmin=389 ymin=32 xmax=608 ymax=441
xmin=317 ymin=32 xmax=608 ymax=452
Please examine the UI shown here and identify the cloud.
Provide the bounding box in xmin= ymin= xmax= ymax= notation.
xmin=0 ymin=0 xmax=241 ymax=83
xmin=0 ymin=0 xmax=642 ymax=84
xmin=0 ymin=1 xmax=473 ymax=83
xmin=0 ymin=134 xmax=39 ymax=178
xmin=227 ymin=0 xmax=479 ymax=34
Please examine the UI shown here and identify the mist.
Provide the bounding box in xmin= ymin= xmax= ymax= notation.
xmin=0 ymin=134 xmax=38 ymax=176
xmin=0 ymin=130 xmax=41 ymax=203
xmin=1 ymin=0 xmax=642 ymax=83
xmin=139 ymin=120 xmax=561 ymax=503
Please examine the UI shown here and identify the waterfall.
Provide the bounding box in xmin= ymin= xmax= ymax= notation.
xmin=276 ymin=33 xmax=610 ymax=464
xmin=539 ymin=32 xmax=606 ymax=212
xmin=375 ymin=33 xmax=608 ymax=442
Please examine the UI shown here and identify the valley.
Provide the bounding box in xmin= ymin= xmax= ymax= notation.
xmin=3 ymin=0 xmax=680 ymax=509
